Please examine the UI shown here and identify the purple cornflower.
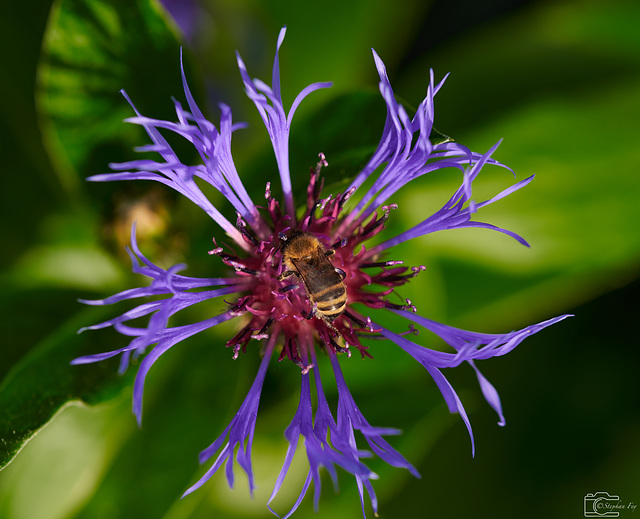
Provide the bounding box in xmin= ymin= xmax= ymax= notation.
xmin=73 ymin=27 xmax=570 ymax=517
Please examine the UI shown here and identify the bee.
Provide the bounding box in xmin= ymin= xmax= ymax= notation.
xmin=278 ymin=231 xmax=347 ymax=323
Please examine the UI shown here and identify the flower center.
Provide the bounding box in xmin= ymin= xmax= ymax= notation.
xmin=211 ymin=154 xmax=423 ymax=369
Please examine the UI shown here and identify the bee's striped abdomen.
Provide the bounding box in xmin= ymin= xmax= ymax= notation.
xmin=312 ymin=283 xmax=347 ymax=321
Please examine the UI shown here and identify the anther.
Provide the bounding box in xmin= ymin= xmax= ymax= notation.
xmin=299 ymin=363 xmax=315 ymax=375
xmin=236 ymin=214 xmax=260 ymax=246
xmin=398 ymin=324 xmax=419 ymax=337
xmin=278 ymin=228 xmax=291 ymax=241
xmin=316 ymin=196 xmax=331 ymax=210
xmin=251 ymin=317 xmax=274 ymax=339
xmin=366 ymin=316 xmax=379 ymax=332
xmin=328 ymin=335 xmax=351 ymax=357
xmin=339 ymin=186 xmax=357 ymax=208
xmin=317 ymin=152 xmax=328 ymax=169
xmin=331 ymin=237 xmax=348 ymax=249
xmin=229 ymin=262 xmax=259 ymax=275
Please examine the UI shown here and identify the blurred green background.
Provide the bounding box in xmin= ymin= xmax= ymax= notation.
xmin=1 ymin=0 xmax=638 ymax=518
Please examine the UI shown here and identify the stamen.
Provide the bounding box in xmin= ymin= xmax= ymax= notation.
xmin=331 ymin=237 xmax=348 ymax=249
xmin=306 ymin=154 xmax=326 ymax=212
xmin=366 ymin=316 xmax=379 ymax=332
xmin=267 ymin=197 xmax=281 ymax=224
xmin=339 ymin=185 xmax=357 ymax=209
xmin=343 ymin=309 xmax=368 ymax=328
xmin=257 ymin=317 xmax=274 ymax=335
xmin=384 ymin=298 xmax=417 ymax=312
xmin=227 ymin=296 xmax=250 ymax=316
xmin=251 ymin=317 xmax=274 ymax=340
xmin=245 ymin=304 xmax=276 ymax=317
xmin=278 ymin=229 xmax=291 ymax=241
xmin=277 ymin=338 xmax=291 ymax=362
xmin=369 ymin=207 xmax=392 ymax=231
xmin=329 ymin=334 xmax=351 ymax=357
xmin=280 ymin=337 xmax=314 ymax=372
xmin=371 ymin=264 xmax=425 ymax=285
xmin=226 ymin=324 xmax=253 ymax=359
xmin=302 ymin=303 xmax=317 ymax=320
xmin=228 ymin=262 xmax=259 ymax=276
xmin=317 ymin=152 xmax=328 ymax=168
xmin=357 ymin=204 xmax=398 ymax=241
xmin=317 ymin=196 xmax=331 ymax=211
xmin=209 ymin=247 xmax=240 ymax=262
xmin=299 ymin=362 xmax=314 ymax=375
xmin=397 ymin=323 xmax=419 ymax=337
xmin=236 ymin=213 xmax=259 ymax=246
xmin=404 ymin=298 xmax=417 ymax=312
xmin=360 ymin=260 xmax=404 ymax=268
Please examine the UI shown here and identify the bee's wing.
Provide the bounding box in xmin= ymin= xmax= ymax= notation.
xmin=291 ymin=255 xmax=337 ymax=296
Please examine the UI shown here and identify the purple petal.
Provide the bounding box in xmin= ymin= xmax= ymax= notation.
xmin=329 ymin=350 xmax=420 ymax=478
xmin=377 ymin=312 xmax=572 ymax=449
xmin=337 ymin=51 xmax=500 ymax=237
xmin=183 ymin=335 xmax=276 ymax=497
xmin=131 ymin=313 xmax=234 ymax=425
xmin=236 ymin=27 xmax=331 ymax=218
xmin=422 ymin=362 xmax=475 ymax=456
xmin=469 ymin=361 xmax=505 ymax=426
xmin=371 ymin=141 xmax=534 ymax=253
xmin=269 ymin=338 xmax=376 ymax=519
xmin=390 ymin=310 xmax=572 ymax=361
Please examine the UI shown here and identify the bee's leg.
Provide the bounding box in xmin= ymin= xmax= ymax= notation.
xmin=334 ymin=267 xmax=346 ymax=280
xmin=278 ymin=270 xmax=296 ymax=281
xmin=324 ymin=249 xmax=335 ymax=257
xmin=279 ymin=284 xmax=298 ymax=293
xmin=302 ymin=303 xmax=318 ymax=320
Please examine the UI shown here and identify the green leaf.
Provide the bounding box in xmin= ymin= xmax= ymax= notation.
xmin=390 ymin=0 xmax=640 ymax=330
xmin=0 ymin=0 xmax=185 ymax=472
xmin=0 ymin=305 xmax=132 ymax=470
xmin=37 ymin=0 xmax=186 ymax=200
